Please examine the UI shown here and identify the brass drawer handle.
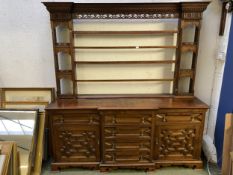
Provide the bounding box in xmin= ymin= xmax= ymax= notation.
xmin=156 ymin=114 xmax=166 ymax=122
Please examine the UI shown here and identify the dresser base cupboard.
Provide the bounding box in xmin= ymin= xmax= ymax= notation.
xmin=46 ymin=97 xmax=208 ymax=171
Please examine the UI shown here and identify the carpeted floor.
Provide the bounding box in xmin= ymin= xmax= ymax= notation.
xmin=42 ymin=167 xmax=209 ymax=175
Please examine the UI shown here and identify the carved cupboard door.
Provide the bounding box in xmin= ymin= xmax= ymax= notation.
xmin=53 ymin=124 xmax=100 ymax=162
xmin=154 ymin=110 xmax=204 ymax=160
xmin=51 ymin=113 xmax=100 ymax=163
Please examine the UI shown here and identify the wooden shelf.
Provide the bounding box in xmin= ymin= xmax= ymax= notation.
xmin=76 ymin=79 xmax=174 ymax=82
xmin=75 ymin=60 xmax=176 ymax=64
xmin=73 ymin=30 xmax=178 ymax=35
xmin=74 ymin=46 xmax=177 ymax=49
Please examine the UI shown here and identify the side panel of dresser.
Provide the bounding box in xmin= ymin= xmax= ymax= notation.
xmin=47 ymin=110 xmax=100 ymax=171
xmin=154 ymin=109 xmax=207 ymax=168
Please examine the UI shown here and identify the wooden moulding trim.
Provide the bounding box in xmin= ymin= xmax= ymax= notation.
xmin=74 ymin=60 xmax=176 ymax=64
xmin=75 ymin=79 xmax=174 ymax=82
xmin=74 ymin=46 xmax=177 ymax=49
xmin=73 ymin=30 xmax=178 ymax=35
xmin=42 ymin=2 xmax=210 ymax=20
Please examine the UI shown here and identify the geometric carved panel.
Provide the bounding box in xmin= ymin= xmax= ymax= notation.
xmin=159 ymin=128 xmax=196 ymax=158
xmin=53 ymin=125 xmax=100 ymax=162
xmin=59 ymin=130 xmax=97 ymax=158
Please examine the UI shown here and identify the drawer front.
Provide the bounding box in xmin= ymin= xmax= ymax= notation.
xmin=155 ymin=109 xmax=205 ymax=124
xmin=52 ymin=113 xmax=99 ymax=125
xmin=104 ymin=139 xmax=152 ymax=163
xmin=104 ymin=149 xmax=151 ymax=163
xmin=104 ymin=126 xmax=152 ymax=139
xmin=102 ymin=111 xmax=152 ymax=125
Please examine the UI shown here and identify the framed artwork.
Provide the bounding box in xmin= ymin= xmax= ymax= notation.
xmin=0 ymin=88 xmax=55 ymax=111
xmin=0 ymin=109 xmax=38 ymax=175
xmin=0 ymin=88 xmax=55 ymax=175
xmin=0 ymin=141 xmax=19 ymax=175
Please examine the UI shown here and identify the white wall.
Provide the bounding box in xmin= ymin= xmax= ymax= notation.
xmin=0 ymin=0 xmax=55 ymax=87
xmin=195 ymin=0 xmax=221 ymax=105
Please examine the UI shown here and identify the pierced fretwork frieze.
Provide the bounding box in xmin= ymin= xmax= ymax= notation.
xmin=73 ymin=13 xmax=179 ymax=19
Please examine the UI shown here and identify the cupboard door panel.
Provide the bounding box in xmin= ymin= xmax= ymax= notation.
xmin=52 ymin=124 xmax=100 ymax=162
xmin=155 ymin=124 xmax=201 ymax=160
xmin=154 ymin=110 xmax=205 ymax=161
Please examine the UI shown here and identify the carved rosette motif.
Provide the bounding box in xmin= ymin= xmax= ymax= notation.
xmin=159 ymin=129 xmax=196 ymax=157
xmin=59 ymin=130 xmax=96 ymax=158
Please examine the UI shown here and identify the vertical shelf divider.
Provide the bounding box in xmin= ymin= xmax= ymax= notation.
xmin=173 ymin=19 xmax=182 ymax=95
xmin=69 ymin=20 xmax=77 ymax=98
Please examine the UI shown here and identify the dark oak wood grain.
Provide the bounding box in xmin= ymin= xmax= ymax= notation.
xmin=46 ymin=97 xmax=208 ymax=171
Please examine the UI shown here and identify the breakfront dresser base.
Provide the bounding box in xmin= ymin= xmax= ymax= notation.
xmin=46 ymin=97 xmax=208 ymax=172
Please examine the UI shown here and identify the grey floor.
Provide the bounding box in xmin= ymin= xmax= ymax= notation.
xmin=42 ymin=167 xmax=209 ymax=175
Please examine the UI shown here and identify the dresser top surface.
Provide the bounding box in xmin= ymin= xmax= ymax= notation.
xmin=46 ymin=97 xmax=208 ymax=110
